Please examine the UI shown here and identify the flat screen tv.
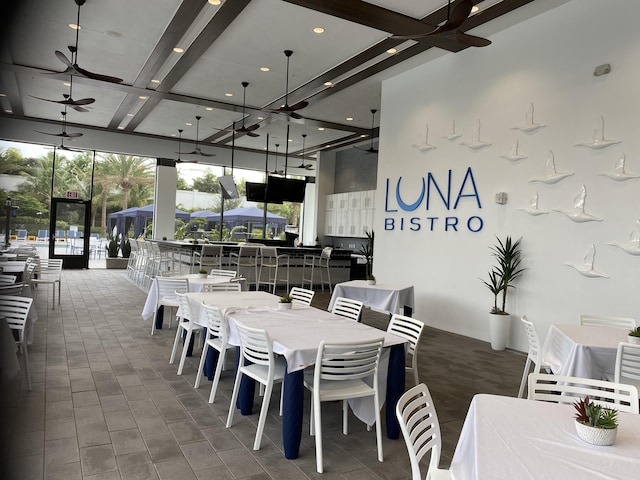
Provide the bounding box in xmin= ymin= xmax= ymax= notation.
xmin=266 ymin=176 xmax=306 ymax=203
xmin=245 ymin=181 xmax=267 ymax=202
xmin=219 ymin=174 xmax=239 ymax=199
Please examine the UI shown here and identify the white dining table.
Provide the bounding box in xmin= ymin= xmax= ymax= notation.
xmin=450 ymin=394 xmax=640 ymax=480
xmin=140 ymin=274 xmax=245 ymax=322
xmin=184 ymin=290 xmax=408 ymax=460
xmin=540 ymin=324 xmax=628 ymax=379
xmin=329 ymin=280 xmax=415 ymax=315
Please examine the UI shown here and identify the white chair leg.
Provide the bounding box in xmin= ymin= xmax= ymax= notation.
xmin=194 ymin=342 xmax=209 ymax=388
xmin=309 ymin=398 xmax=315 ymax=435
xmin=151 ymin=310 xmax=157 ymax=336
xmin=342 ymin=400 xmax=349 ymax=435
xmin=177 ymin=329 xmax=193 ymax=375
xmin=169 ymin=325 xmax=183 ymax=364
xmin=208 ymin=349 xmax=226 ymax=403
xmin=314 ymin=396 xmax=324 ymax=473
xmin=226 ymin=367 xmax=243 ymax=428
xmin=253 ymin=382 xmax=273 ymax=450
xmin=518 ymin=357 xmax=532 ymax=398
xmin=373 ymin=392 xmax=383 ymax=463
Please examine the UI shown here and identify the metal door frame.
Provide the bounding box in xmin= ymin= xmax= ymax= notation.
xmin=48 ymin=197 xmax=92 ymax=269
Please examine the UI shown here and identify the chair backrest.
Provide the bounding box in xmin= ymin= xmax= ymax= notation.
xmin=320 ymin=246 xmax=333 ymax=260
xmin=201 ymin=244 xmax=223 ymax=256
xmin=208 ymin=269 xmax=238 ymax=277
xmin=0 ymin=275 xmax=17 ymax=284
xmin=330 ymin=297 xmax=364 ymax=321
xmin=38 ymin=258 xmax=63 ymax=276
xmin=387 ymin=314 xmax=424 ymax=358
xmin=236 ymin=322 xmax=275 ymax=368
xmin=202 ymin=304 xmax=227 ymax=341
xmin=175 ymin=291 xmax=192 ymax=320
xmin=528 ymin=372 xmax=639 ymax=413
xmin=156 ymin=277 xmax=189 ymax=304
xmin=0 ymin=284 xmax=25 ymax=296
xmin=521 ymin=315 xmax=541 ymax=361
xmin=289 ymin=287 xmax=314 ymax=306
xmin=614 ymin=342 xmax=640 ymax=390
xmin=314 ymin=338 xmax=383 ymax=388
xmin=0 ymin=295 xmax=33 ymax=340
xmin=202 ymin=282 xmax=242 ymax=292
xmin=579 ymin=314 xmax=636 ymax=329
xmin=259 ymin=246 xmax=279 ymax=261
xmin=395 ymin=383 xmax=443 ymax=480
xmin=238 ymin=245 xmax=261 ymax=258
xmin=22 ymin=263 xmax=37 ymax=283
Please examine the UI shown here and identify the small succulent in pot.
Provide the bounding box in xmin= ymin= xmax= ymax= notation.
xmin=574 ymin=396 xmax=618 ymax=429
xmin=629 ymin=326 xmax=640 ymax=338
xmin=198 ymin=268 xmax=208 ymax=277
xmin=279 ymin=294 xmax=293 ymax=303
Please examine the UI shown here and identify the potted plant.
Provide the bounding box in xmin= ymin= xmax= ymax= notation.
xmin=573 ymin=396 xmax=618 ymax=445
xmin=481 ymin=236 xmax=525 ymax=350
xmin=198 ymin=268 xmax=209 ymax=278
xmin=359 ymin=229 xmax=375 ymax=284
xmin=121 ymin=237 xmax=131 ymax=258
xmin=278 ymin=293 xmax=293 ymax=310
xmin=106 ymin=234 xmax=119 ymax=258
xmin=628 ymin=326 xmax=640 ymax=345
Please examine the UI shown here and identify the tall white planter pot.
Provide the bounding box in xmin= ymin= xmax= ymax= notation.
xmin=489 ymin=313 xmax=511 ymax=351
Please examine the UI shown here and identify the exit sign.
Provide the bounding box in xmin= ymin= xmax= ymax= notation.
xmin=66 ymin=191 xmax=79 ymax=199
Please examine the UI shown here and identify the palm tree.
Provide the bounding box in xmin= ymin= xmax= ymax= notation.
xmin=99 ymin=154 xmax=154 ymax=210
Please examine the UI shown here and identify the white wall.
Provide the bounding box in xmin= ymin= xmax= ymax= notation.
xmin=377 ymin=0 xmax=640 ymax=352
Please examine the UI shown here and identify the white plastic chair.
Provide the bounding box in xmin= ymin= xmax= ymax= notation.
xmin=202 ymin=282 xmax=242 ymax=292
xmin=396 ymin=383 xmax=451 ymax=480
xmin=330 ymin=297 xmax=364 ymax=321
xmin=613 ymin=342 xmax=640 ymax=400
xmin=387 ymin=314 xmax=425 ymax=386
xmin=302 ymin=246 xmax=333 ymax=293
xmin=151 ymin=277 xmax=189 ymax=335
xmin=0 ymin=295 xmax=34 ymax=390
xmin=289 ymin=287 xmax=314 ymax=306
xmin=303 ymin=338 xmax=384 ymax=473
xmin=257 ymin=246 xmax=289 ymax=293
xmin=518 ymin=315 xmax=552 ymax=398
xmin=169 ymin=291 xmax=204 ymax=375
xmin=30 ymin=258 xmax=63 ymax=308
xmin=579 ymin=314 xmax=636 ymax=329
xmin=0 ymin=275 xmax=17 ymax=284
xmin=528 ymin=373 xmax=639 ymax=413
xmin=229 ymin=245 xmax=261 ymax=290
xmin=226 ymin=322 xmax=286 ymax=450
xmin=208 ymin=269 xmax=238 ymax=277
xmin=194 ymin=304 xmax=236 ymax=402
xmin=193 ymin=244 xmax=223 ymax=272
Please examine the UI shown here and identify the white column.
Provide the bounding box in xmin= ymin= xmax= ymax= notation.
xmin=153 ymin=160 xmax=177 ymax=240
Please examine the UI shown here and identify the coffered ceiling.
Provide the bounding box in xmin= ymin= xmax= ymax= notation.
xmin=0 ymin=0 xmax=564 ymax=171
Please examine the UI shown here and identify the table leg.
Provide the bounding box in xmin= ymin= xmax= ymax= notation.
xmin=155 ymin=305 xmax=164 ymax=329
xmin=203 ymin=339 xmax=219 ymax=381
xmin=237 ymin=347 xmax=256 ymax=415
xmin=282 ymin=367 xmax=303 ymax=459
xmin=385 ymin=344 xmax=405 ymax=439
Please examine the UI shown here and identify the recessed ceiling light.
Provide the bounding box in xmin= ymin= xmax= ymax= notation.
xmin=4 ymin=109 xmax=12 ymax=113
xmin=173 ymin=47 xmax=184 ymax=53
xmin=225 ymin=93 xmax=233 ymax=97
xmin=387 ymin=48 xmax=397 ymax=54
xmin=360 ymin=134 xmax=367 ymax=138
xmin=185 ymin=122 xmax=192 ymax=126
xmin=471 ymin=6 xmax=479 ymax=13
xmin=68 ymin=23 xmax=80 ymax=30
xmin=208 ymin=0 xmax=221 ymax=4
xmin=318 ymin=127 xmax=325 ymax=131
xmin=138 ymin=95 xmax=148 ymax=100
xmin=205 ymin=107 xmax=213 ymax=111
xmin=0 ymin=93 xmax=5 ymax=97
xmin=257 ymin=116 xmax=264 ymax=120
xmin=313 ymin=27 xmax=325 ymax=34
xmin=170 ymin=133 xmax=176 ymax=137
xmin=150 ymin=79 xmax=161 ymax=84
xmin=346 ymin=117 xmax=353 ymax=121
xmin=323 ymin=81 xmax=332 ymax=86
xmin=260 ymin=67 xmax=270 ymax=72
xmin=117 ymin=126 xmax=124 ymax=130
xmin=63 ymin=82 xmax=71 ymax=87
xmin=126 ymin=113 xmax=134 ymax=117
xmin=288 ymin=139 xmax=293 ymax=142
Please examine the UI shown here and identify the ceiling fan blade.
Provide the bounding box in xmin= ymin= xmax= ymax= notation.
xmin=456 ymin=31 xmax=492 ymax=47
xmin=188 ymin=148 xmax=215 ymax=157
xmin=444 ymin=0 xmax=474 ymax=32
xmin=36 ymin=130 xmax=83 ymax=139
xmin=390 ymin=29 xmax=438 ymax=40
xmin=55 ymin=50 xmax=74 ymax=68
xmin=246 ymin=131 xmax=260 ymax=138
xmin=177 ymin=158 xmax=198 ymax=164
xmin=70 ymin=104 xmax=90 ymax=113
xmin=244 ymin=123 xmax=259 ymax=132
xmin=30 ymin=95 xmax=95 ymax=107
xmin=74 ymin=64 xmax=123 ymax=84
xmin=354 ymin=146 xmax=378 ymax=154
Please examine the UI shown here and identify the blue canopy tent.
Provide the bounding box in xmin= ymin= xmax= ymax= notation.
xmin=109 ymin=204 xmax=190 ymax=238
xmin=190 ymin=210 xmax=218 ymax=231
xmin=216 ymin=206 xmax=287 ymax=238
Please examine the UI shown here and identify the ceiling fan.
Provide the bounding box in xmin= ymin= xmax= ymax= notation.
xmin=36 ymin=110 xmax=83 ymax=139
xmin=216 ymin=82 xmax=260 ymax=137
xmin=184 ymin=116 xmax=216 ymax=157
xmin=294 ymin=134 xmax=314 ymax=170
xmin=270 ymin=144 xmax=285 ymax=175
xmin=174 ymin=129 xmax=197 ymax=163
xmin=50 ymin=0 xmax=123 ymax=83
xmin=31 ymin=92 xmax=95 ymax=113
xmin=268 ymin=50 xmax=309 ymax=119
xmin=354 ymin=109 xmax=379 ymax=154
xmin=391 ymin=0 xmax=491 ymax=47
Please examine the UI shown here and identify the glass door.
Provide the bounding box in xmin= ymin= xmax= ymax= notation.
xmin=49 ymin=198 xmax=92 ymax=269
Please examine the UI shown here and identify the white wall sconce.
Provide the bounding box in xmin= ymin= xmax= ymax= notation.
xmin=495 ymin=192 xmax=508 ymax=205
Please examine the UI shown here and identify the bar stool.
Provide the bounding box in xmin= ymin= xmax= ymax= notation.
xmin=302 ymin=246 xmax=332 ymax=293
xmin=230 ymin=244 xmax=261 ymax=290
xmin=257 ymin=246 xmax=289 ymax=293
xmin=192 ymin=244 xmax=223 ymax=273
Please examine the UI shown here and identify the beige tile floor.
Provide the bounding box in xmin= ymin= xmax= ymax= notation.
xmin=1 ymin=268 xmax=525 ymax=479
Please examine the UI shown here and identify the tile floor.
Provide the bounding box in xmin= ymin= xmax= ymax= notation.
xmin=1 ymin=269 xmax=525 ymax=479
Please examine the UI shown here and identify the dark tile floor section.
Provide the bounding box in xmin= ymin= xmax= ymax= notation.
xmin=1 ymin=270 xmax=525 ymax=479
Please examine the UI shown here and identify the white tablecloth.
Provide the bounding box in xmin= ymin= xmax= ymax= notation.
xmin=329 ymin=280 xmax=415 ymax=314
xmin=1 ymin=316 xmax=20 ymax=379
xmin=450 ymin=394 xmax=640 ymax=480
xmin=541 ymin=324 xmax=628 ymax=379
xmin=185 ymin=290 xmax=281 ymax=328
xmin=0 ymin=261 xmax=27 ymax=274
xmin=141 ymin=274 xmax=243 ymax=321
